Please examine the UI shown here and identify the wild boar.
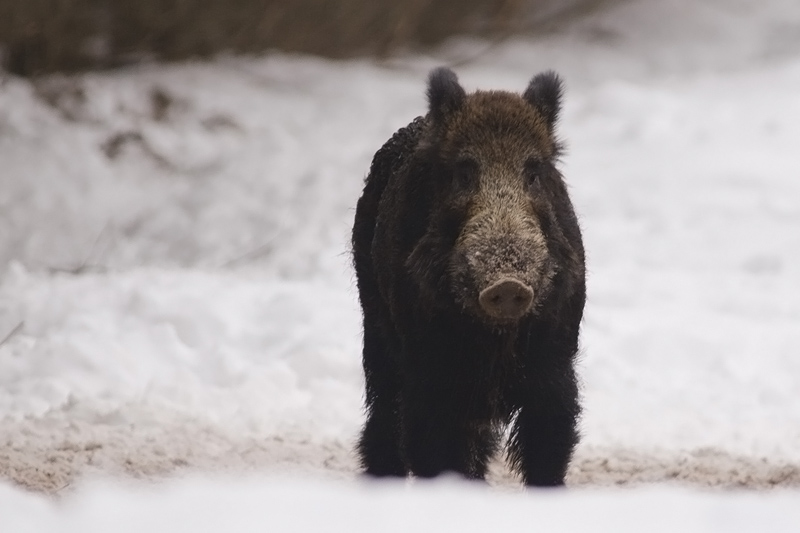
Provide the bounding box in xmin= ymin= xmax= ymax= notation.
xmin=352 ymin=67 xmax=585 ymax=486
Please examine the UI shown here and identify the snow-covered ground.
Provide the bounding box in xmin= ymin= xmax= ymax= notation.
xmin=2 ymin=0 xmax=800 ymax=529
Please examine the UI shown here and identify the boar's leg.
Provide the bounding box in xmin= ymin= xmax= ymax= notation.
xmin=404 ymin=414 xmax=497 ymax=481
xmin=508 ymin=320 xmax=581 ymax=487
xmin=358 ymin=313 xmax=407 ymax=477
xmin=402 ymin=391 xmax=475 ymax=479
xmin=401 ymin=339 xmax=497 ymax=481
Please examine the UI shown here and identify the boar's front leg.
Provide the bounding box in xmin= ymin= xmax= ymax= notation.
xmin=508 ymin=319 xmax=581 ymax=487
xmin=400 ymin=332 xmax=498 ymax=481
xmin=402 ymin=380 xmax=479 ymax=480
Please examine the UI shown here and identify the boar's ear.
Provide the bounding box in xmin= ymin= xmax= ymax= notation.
xmin=427 ymin=67 xmax=466 ymax=123
xmin=523 ymin=71 xmax=563 ymax=131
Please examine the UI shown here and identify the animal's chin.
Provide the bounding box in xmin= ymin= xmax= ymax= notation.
xmin=453 ymin=308 xmax=532 ymax=336
xmin=481 ymin=313 xmax=530 ymax=330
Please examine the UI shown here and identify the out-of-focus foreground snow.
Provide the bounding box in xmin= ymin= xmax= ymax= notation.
xmin=1 ymin=0 xmax=800 ymax=529
xmin=3 ymin=477 xmax=800 ymax=533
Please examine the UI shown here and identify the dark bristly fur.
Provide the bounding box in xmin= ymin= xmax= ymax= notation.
xmin=352 ymin=67 xmax=586 ymax=487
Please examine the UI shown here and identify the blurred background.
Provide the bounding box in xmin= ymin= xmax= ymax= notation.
xmin=1 ymin=0 xmax=608 ymax=76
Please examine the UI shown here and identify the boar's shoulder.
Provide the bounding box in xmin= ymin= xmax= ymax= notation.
xmin=366 ymin=116 xmax=426 ymax=194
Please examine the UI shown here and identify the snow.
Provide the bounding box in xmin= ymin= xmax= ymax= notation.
xmin=2 ymin=478 xmax=800 ymax=533
xmin=2 ymin=0 xmax=800 ymax=528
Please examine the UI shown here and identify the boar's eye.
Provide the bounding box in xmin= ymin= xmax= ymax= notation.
xmin=524 ymin=158 xmax=546 ymax=189
xmin=452 ymin=158 xmax=478 ymax=190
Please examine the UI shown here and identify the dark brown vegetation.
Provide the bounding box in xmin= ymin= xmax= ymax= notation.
xmin=0 ymin=0 xmax=611 ymax=76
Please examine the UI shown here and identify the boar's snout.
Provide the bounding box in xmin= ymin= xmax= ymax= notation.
xmin=478 ymin=278 xmax=534 ymax=320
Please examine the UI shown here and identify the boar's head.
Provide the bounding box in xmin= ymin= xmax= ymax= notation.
xmin=406 ymin=67 xmax=579 ymax=326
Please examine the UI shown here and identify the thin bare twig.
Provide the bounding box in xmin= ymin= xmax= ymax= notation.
xmin=0 ymin=321 xmax=24 ymax=347
xmin=220 ymin=227 xmax=282 ymax=269
xmin=46 ymin=225 xmax=111 ymax=275
xmin=221 ymin=242 xmax=276 ymax=269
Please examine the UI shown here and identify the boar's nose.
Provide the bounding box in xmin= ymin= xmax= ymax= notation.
xmin=478 ymin=278 xmax=534 ymax=320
